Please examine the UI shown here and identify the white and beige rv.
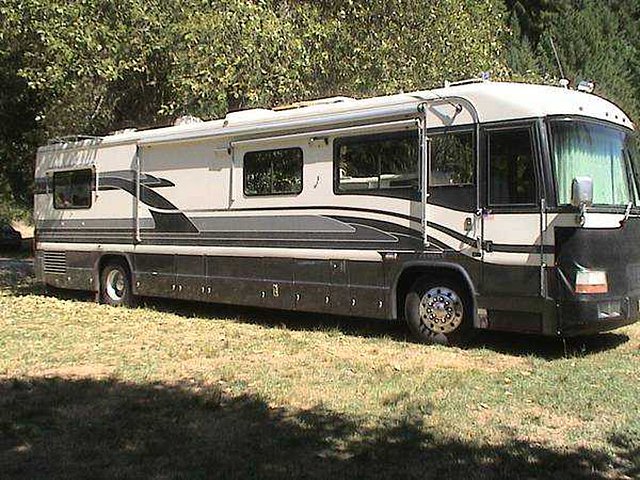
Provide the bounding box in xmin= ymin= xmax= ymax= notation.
xmin=34 ymin=80 xmax=640 ymax=344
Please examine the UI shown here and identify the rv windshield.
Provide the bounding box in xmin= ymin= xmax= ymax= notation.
xmin=549 ymin=119 xmax=639 ymax=207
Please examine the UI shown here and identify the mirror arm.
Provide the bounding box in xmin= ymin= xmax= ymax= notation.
xmin=577 ymin=203 xmax=587 ymax=227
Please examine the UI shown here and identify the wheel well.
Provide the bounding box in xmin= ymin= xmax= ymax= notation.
xmin=97 ymin=254 xmax=132 ymax=281
xmin=394 ymin=265 xmax=475 ymax=321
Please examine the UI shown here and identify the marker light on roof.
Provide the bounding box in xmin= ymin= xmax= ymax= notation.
xmin=577 ymin=80 xmax=595 ymax=93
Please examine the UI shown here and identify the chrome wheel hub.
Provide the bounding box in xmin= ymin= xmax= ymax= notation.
xmin=106 ymin=270 xmax=126 ymax=301
xmin=418 ymin=286 xmax=464 ymax=334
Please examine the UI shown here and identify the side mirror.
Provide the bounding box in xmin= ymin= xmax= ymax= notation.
xmin=571 ymin=176 xmax=593 ymax=208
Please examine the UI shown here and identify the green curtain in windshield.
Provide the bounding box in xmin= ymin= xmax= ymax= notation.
xmin=551 ymin=122 xmax=630 ymax=205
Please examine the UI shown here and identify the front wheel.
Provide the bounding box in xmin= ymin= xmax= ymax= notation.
xmin=100 ymin=261 xmax=134 ymax=307
xmin=404 ymin=276 xmax=474 ymax=346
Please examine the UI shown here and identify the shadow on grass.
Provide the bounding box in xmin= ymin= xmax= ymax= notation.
xmin=0 ymin=377 xmax=637 ymax=479
xmin=469 ymin=330 xmax=631 ymax=360
xmin=0 ymin=256 xmax=33 ymax=289
xmin=138 ymin=297 xmax=632 ymax=360
xmin=143 ymin=295 xmax=410 ymax=342
xmin=0 ymin=256 xmax=631 ymax=359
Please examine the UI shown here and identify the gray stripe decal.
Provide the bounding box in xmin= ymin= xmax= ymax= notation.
xmin=191 ymin=215 xmax=355 ymax=233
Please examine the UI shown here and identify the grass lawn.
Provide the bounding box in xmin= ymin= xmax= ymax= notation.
xmin=0 ymin=256 xmax=638 ymax=479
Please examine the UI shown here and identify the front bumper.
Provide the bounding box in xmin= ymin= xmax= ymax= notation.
xmin=558 ymin=295 xmax=639 ymax=336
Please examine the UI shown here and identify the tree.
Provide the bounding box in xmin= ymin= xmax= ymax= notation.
xmin=0 ymin=0 xmax=511 ymax=210
xmin=505 ymin=0 xmax=640 ymax=119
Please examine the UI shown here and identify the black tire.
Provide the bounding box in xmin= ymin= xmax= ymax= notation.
xmin=404 ymin=275 xmax=474 ymax=346
xmin=100 ymin=261 xmax=134 ymax=307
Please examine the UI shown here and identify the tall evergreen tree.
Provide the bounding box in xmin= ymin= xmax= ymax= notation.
xmin=506 ymin=0 xmax=640 ymax=119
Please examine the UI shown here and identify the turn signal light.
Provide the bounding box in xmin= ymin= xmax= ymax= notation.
xmin=575 ymin=270 xmax=608 ymax=294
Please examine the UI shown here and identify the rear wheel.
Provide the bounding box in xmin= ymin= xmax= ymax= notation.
xmin=404 ymin=276 xmax=474 ymax=346
xmin=100 ymin=261 xmax=133 ymax=307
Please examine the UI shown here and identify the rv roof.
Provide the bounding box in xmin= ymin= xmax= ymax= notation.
xmin=40 ymin=81 xmax=633 ymax=151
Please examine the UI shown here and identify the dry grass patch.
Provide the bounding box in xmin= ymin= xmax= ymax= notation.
xmin=38 ymin=364 xmax=115 ymax=380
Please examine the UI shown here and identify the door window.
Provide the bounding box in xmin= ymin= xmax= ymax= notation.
xmin=428 ymin=130 xmax=475 ymax=210
xmin=487 ymin=128 xmax=537 ymax=206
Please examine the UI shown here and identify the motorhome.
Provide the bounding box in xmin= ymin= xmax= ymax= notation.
xmin=34 ymin=80 xmax=640 ymax=344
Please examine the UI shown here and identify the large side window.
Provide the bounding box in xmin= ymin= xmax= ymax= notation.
xmin=244 ymin=147 xmax=303 ymax=196
xmin=428 ymin=130 xmax=475 ymax=211
xmin=53 ymin=169 xmax=93 ymax=209
xmin=487 ymin=128 xmax=537 ymax=206
xmin=335 ymin=130 xmax=419 ymax=199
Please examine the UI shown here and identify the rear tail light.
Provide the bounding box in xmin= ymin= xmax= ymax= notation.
xmin=575 ymin=269 xmax=608 ymax=294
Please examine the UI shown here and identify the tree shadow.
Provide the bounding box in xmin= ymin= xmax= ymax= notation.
xmin=0 ymin=256 xmax=33 ymax=290
xmin=0 ymin=377 xmax=636 ymax=479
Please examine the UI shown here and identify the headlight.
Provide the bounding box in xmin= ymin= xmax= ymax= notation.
xmin=575 ymin=269 xmax=608 ymax=294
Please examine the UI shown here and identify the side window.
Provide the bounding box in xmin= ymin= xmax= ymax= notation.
xmin=335 ymin=130 xmax=419 ymax=199
xmin=487 ymin=128 xmax=537 ymax=206
xmin=428 ymin=130 xmax=475 ymax=211
xmin=244 ymin=147 xmax=303 ymax=196
xmin=53 ymin=169 xmax=93 ymax=209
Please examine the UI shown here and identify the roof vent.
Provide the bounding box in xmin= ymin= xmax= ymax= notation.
xmin=47 ymin=135 xmax=103 ymax=145
xmin=109 ymin=128 xmax=137 ymax=135
xmin=174 ymin=115 xmax=203 ymax=126
xmin=444 ymin=75 xmax=491 ymax=88
xmin=273 ymin=96 xmax=355 ymax=111
xmin=224 ymin=108 xmax=277 ymax=125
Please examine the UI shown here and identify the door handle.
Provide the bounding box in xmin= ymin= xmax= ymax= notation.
xmin=472 ymin=238 xmax=482 ymax=257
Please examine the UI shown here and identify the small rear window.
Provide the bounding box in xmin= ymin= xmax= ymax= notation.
xmin=53 ymin=169 xmax=93 ymax=209
xmin=243 ymin=148 xmax=303 ymax=196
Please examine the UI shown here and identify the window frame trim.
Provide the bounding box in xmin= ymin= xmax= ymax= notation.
xmin=242 ymin=146 xmax=304 ymax=197
xmin=482 ymin=122 xmax=542 ymax=211
xmin=51 ymin=167 xmax=95 ymax=210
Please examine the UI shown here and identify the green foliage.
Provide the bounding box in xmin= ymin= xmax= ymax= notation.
xmin=10 ymin=0 xmax=640 ymax=210
xmin=0 ymin=0 xmax=509 ymax=208
xmin=506 ymin=0 xmax=640 ymax=119
xmin=5 ymin=0 xmax=640 ymax=211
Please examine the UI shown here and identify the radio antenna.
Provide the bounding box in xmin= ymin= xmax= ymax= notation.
xmin=549 ymin=35 xmax=568 ymax=87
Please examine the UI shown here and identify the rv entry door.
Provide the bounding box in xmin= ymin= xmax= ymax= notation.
xmin=479 ymin=122 xmax=544 ymax=304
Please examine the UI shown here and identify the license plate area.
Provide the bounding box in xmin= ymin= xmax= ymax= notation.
xmin=597 ymin=300 xmax=622 ymax=319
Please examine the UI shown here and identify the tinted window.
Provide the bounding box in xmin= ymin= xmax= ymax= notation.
xmin=488 ymin=129 xmax=537 ymax=206
xmin=53 ymin=169 xmax=93 ymax=209
xmin=335 ymin=130 xmax=419 ymax=199
xmin=428 ymin=131 xmax=475 ymax=210
xmin=244 ymin=148 xmax=303 ymax=196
